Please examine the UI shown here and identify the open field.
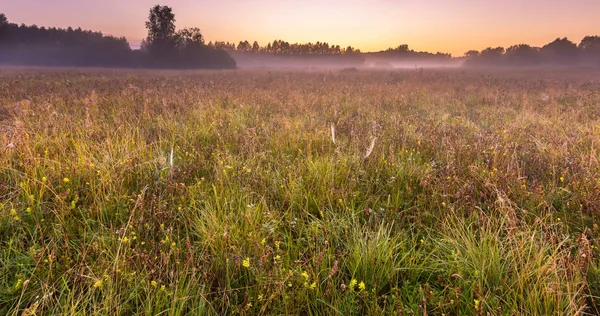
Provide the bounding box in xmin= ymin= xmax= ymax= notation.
xmin=1 ymin=68 xmax=600 ymax=315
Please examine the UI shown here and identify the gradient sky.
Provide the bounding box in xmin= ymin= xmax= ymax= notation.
xmin=3 ymin=0 xmax=600 ymax=56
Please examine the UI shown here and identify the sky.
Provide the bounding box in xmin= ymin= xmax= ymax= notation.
xmin=2 ymin=0 xmax=600 ymax=56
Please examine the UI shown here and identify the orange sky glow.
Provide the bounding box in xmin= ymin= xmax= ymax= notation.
xmin=3 ymin=0 xmax=600 ymax=56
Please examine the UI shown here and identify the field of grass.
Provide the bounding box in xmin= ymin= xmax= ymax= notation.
xmin=1 ymin=67 xmax=600 ymax=315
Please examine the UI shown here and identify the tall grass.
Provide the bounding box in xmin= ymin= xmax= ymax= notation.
xmin=0 ymin=68 xmax=599 ymax=315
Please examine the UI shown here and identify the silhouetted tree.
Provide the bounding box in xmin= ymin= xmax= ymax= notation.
xmin=252 ymin=41 xmax=260 ymax=52
xmin=237 ymin=40 xmax=251 ymax=51
xmin=0 ymin=10 xmax=235 ymax=69
xmin=540 ymin=38 xmax=578 ymax=65
xmin=505 ymin=44 xmax=540 ymax=66
xmin=145 ymin=5 xmax=177 ymax=62
xmin=579 ymin=36 xmax=600 ymax=66
xmin=178 ymin=27 xmax=204 ymax=46
xmin=580 ymin=36 xmax=600 ymax=52
xmin=387 ymin=44 xmax=409 ymax=52
xmin=464 ymin=50 xmax=480 ymax=58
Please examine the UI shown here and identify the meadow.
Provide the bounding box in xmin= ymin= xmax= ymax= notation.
xmin=1 ymin=67 xmax=600 ymax=315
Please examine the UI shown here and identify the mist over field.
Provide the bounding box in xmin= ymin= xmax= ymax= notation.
xmin=2 ymin=2 xmax=600 ymax=316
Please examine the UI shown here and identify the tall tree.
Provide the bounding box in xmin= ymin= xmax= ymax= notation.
xmin=464 ymin=50 xmax=480 ymax=58
xmin=579 ymin=36 xmax=600 ymax=52
xmin=178 ymin=27 xmax=204 ymax=46
xmin=540 ymin=38 xmax=578 ymax=64
xmin=145 ymin=5 xmax=177 ymax=60
xmin=579 ymin=36 xmax=600 ymax=65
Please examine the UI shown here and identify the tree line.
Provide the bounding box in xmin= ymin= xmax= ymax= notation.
xmin=2 ymin=5 xmax=599 ymax=69
xmin=212 ymin=39 xmax=361 ymax=56
xmin=464 ymin=37 xmax=600 ymax=67
xmin=0 ymin=6 xmax=236 ymax=69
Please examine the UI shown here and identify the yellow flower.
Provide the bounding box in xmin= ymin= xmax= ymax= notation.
xmin=93 ymin=280 xmax=103 ymax=288
xmin=310 ymin=282 xmax=317 ymax=289
xmin=420 ymin=238 xmax=425 ymax=244
xmin=442 ymin=202 xmax=447 ymax=207
xmin=260 ymin=238 xmax=266 ymax=245
xmin=301 ymin=271 xmax=309 ymax=279
xmin=122 ymin=237 xmax=129 ymax=243
xmin=358 ymin=281 xmax=366 ymax=291
xmin=274 ymin=255 xmax=281 ymax=261
xmin=151 ymin=280 xmax=158 ymax=287
xmin=349 ymin=279 xmax=357 ymax=290
xmin=63 ymin=177 xmax=70 ymax=183
xmin=474 ymin=299 xmax=481 ymax=309
xmin=41 ymin=176 xmax=47 ymax=183
xmin=560 ymin=177 xmax=565 ymax=183
xmin=257 ymin=294 xmax=264 ymax=301
xmin=10 ymin=209 xmax=17 ymax=216
xmin=242 ymin=257 xmax=250 ymax=268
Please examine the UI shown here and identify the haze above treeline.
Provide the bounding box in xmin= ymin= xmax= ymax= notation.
xmin=0 ymin=5 xmax=599 ymax=69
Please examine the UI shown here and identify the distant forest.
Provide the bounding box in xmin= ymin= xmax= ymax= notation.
xmin=0 ymin=6 xmax=236 ymax=69
xmin=1 ymin=5 xmax=599 ymax=69
xmin=464 ymin=37 xmax=600 ymax=67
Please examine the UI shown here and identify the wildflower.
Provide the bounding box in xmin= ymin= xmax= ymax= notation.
xmin=420 ymin=238 xmax=425 ymax=244
xmin=63 ymin=177 xmax=70 ymax=183
xmin=93 ymin=280 xmax=103 ymax=289
xmin=560 ymin=177 xmax=565 ymax=183
xmin=10 ymin=209 xmax=17 ymax=216
xmin=246 ymin=302 xmax=252 ymax=309
xmin=41 ymin=176 xmax=47 ymax=183
xmin=310 ymin=282 xmax=317 ymax=289
xmin=242 ymin=257 xmax=250 ymax=268
xmin=349 ymin=279 xmax=357 ymax=290
xmin=274 ymin=255 xmax=281 ymax=261
xmin=261 ymin=238 xmax=266 ymax=245
xmin=171 ymin=242 xmax=176 ymax=248
xmin=358 ymin=281 xmax=366 ymax=291
xmin=257 ymin=294 xmax=263 ymax=301
xmin=13 ymin=279 xmax=23 ymax=291
xmin=160 ymin=285 xmax=166 ymax=291
xmin=557 ymin=217 xmax=561 ymax=222
xmin=474 ymin=299 xmax=481 ymax=309
xmin=442 ymin=202 xmax=447 ymax=207
xmin=151 ymin=280 xmax=158 ymax=287
xmin=122 ymin=237 xmax=129 ymax=243
xmin=274 ymin=241 xmax=280 ymax=250
xmin=301 ymin=271 xmax=309 ymax=280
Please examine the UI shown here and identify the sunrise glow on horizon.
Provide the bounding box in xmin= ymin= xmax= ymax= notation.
xmin=3 ymin=0 xmax=600 ymax=56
